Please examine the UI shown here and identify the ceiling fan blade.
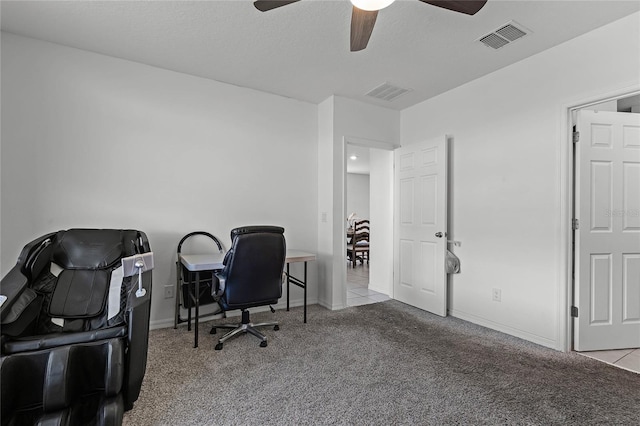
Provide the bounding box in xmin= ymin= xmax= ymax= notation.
xmin=351 ymin=7 xmax=378 ymax=52
xmin=419 ymin=0 xmax=487 ymax=15
xmin=254 ymin=1 xmax=301 ymax=12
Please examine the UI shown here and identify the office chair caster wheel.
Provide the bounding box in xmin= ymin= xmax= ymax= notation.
xmin=273 ymin=325 xmax=279 ymax=331
xmin=210 ymin=327 xmax=216 ymax=334
xmin=260 ymin=341 xmax=268 ymax=348
xmin=215 ymin=343 xmax=223 ymax=350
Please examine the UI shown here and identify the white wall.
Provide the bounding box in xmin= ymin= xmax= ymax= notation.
xmin=316 ymin=97 xmax=335 ymax=307
xmin=368 ymin=148 xmax=393 ymax=295
xmin=401 ymin=13 xmax=640 ymax=349
xmin=346 ymin=173 xmax=370 ymax=220
xmin=317 ymin=95 xmax=400 ymax=309
xmin=1 ymin=33 xmax=319 ymax=327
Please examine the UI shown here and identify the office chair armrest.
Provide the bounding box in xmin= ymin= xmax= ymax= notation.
xmin=213 ymin=272 xmax=225 ymax=298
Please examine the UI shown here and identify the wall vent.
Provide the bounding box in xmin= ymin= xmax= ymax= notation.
xmin=479 ymin=22 xmax=528 ymax=50
xmin=365 ymin=82 xmax=411 ymax=102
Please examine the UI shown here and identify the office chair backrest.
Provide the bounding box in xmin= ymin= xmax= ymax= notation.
xmin=222 ymin=226 xmax=286 ymax=309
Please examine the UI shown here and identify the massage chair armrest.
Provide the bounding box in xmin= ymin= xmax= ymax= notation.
xmin=15 ymin=232 xmax=57 ymax=272
xmin=2 ymin=326 xmax=128 ymax=355
xmin=1 ymin=231 xmax=57 ymax=324
xmin=136 ymin=231 xmax=151 ymax=255
xmin=122 ymin=267 xmax=152 ymax=410
xmin=0 ymin=266 xmax=30 ymax=323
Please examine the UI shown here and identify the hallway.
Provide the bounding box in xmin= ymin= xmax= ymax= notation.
xmin=346 ymin=262 xmax=390 ymax=307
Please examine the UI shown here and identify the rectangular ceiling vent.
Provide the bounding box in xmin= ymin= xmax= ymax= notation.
xmin=365 ymin=82 xmax=411 ymax=102
xmin=479 ymin=21 xmax=528 ymax=50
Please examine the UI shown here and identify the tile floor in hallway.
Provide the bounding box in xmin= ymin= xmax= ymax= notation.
xmin=346 ymin=262 xmax=390 ymax=307
xmin=579 ymin=348 xmax=640 ymax=374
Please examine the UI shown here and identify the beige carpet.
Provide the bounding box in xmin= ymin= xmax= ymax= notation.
xmin=124 ymin=300 xmax=640 ymax=425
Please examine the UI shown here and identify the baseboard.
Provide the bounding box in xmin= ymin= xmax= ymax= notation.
xmin=449 ymin=309 xmax=558 ymax=350
xmin=367 ymin=283 xmax=390 ymax=296
xmin=316 ymin=297 xmax=345 ymax=310
xmin=150 ymin=318 xmax=178 ymax=330
xmin=150 ymin=297 xmax=315 ymax=330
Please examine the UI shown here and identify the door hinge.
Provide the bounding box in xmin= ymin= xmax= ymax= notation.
xmin=571 ymin=306 xmax=579 ymax=317
xmin=573 ymin=131 xmax=580 ymax=143
xmin=572 ymin=218 xmax=579 ymax=230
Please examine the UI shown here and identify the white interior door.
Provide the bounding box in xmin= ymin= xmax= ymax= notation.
xmin=574 ymin=110 xmax=640 ymax=351
xmin=393 ymin=137 xmax=448 ymax=316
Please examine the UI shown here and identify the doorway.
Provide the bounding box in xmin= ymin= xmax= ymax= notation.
xmin=345 ymin=142 xmax=393 ymax=307
xmin=571 ymin=93 xmax=640 ymax=373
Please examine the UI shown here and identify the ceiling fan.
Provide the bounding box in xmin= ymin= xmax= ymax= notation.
xmin=253 ymin=0 xmax=488 ymax=51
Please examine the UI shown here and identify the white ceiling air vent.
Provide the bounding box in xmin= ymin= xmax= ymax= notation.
xmin=365 ymin=82 xmax=411 ymax=102
xmin=479 ymin=22 xmax=528 ymax=50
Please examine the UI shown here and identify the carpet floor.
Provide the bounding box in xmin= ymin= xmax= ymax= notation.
xmin=123 ymin=300 xmax=640 ymax=425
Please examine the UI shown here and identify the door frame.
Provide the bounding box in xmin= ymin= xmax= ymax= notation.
xmin=341 ymin=136 xmax=396 ymax=308
xmin=560 ymin=85 xmax=640 ymax=352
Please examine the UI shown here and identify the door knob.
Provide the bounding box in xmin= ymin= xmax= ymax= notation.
xmin=435 ymin=232 xmax=443 ymax=238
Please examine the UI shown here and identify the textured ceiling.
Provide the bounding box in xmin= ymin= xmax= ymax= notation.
xmin=1 ymin=1 xmax=639 ymax=110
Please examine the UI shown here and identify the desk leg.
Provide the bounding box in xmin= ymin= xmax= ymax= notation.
xmin=187 ymin=270 xmax=192 ymax=331
xmin=194 ymin=271 xmax=200 ymax=348
xmin=286 ymin=263 xmax=290 ymax=312
xmin=303 ymin=261 xmax=307 ymax=323
xmin=174 ymin=262 xmax=180 ymax=329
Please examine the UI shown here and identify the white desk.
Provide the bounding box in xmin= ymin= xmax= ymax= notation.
xmin=175 ymin=252 xmax=225 ymax=348
xmin=180 ymin=253 xmax=225 ymax=271
xmin=284 ymin=250 xmax=316 ymax=324
xmin=176 ymin=250 xmax=315 ymax=348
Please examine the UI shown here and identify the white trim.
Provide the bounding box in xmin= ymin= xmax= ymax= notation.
xmin=150 ymin=298 xmax=313 ymax=330
xmin=319 ymin=299 xmax=346 ymax=310
xmin=450 ymin=309 xmax=557 ymax=349
xmin=340 ymin=136 xmax=396 ymax=311
xmin=344 ymin=135 xmax=397 ymax=150
xmin=558 ymin=82 xmax=640 ymax=352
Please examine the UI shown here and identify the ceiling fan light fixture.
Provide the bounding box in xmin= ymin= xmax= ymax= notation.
xmin=350 ymin=0 xmax=395 ymax=12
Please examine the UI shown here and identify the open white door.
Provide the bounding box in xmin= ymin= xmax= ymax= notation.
xmin=394 ymin=137 xmax=448 ymax=316
xmin=574 ymin=110 xmax=640 ymax=351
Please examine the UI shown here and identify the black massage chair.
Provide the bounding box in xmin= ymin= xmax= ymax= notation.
xmin=0 ymin=229 xmax=153 ymax=426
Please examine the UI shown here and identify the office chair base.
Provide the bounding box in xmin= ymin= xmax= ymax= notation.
xmin=212 ymin=310 xmax=279 ymax=350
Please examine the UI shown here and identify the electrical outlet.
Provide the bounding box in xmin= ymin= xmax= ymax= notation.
xmin=164 ymin=285 xmax=174 ymax=299
xmin=492 ymin=288 xmax=502 ymax=302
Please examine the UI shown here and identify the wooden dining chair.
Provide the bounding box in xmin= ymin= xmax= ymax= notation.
xmin=347 ymin=219 xmax=369 ymax=268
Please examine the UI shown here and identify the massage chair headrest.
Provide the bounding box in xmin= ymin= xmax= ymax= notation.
xmin=52 ymin=229 xmax=126 ymax=270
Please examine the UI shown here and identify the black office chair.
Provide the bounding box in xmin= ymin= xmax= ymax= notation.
xmin=210 ymin=226 xmax=286 ymax=350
